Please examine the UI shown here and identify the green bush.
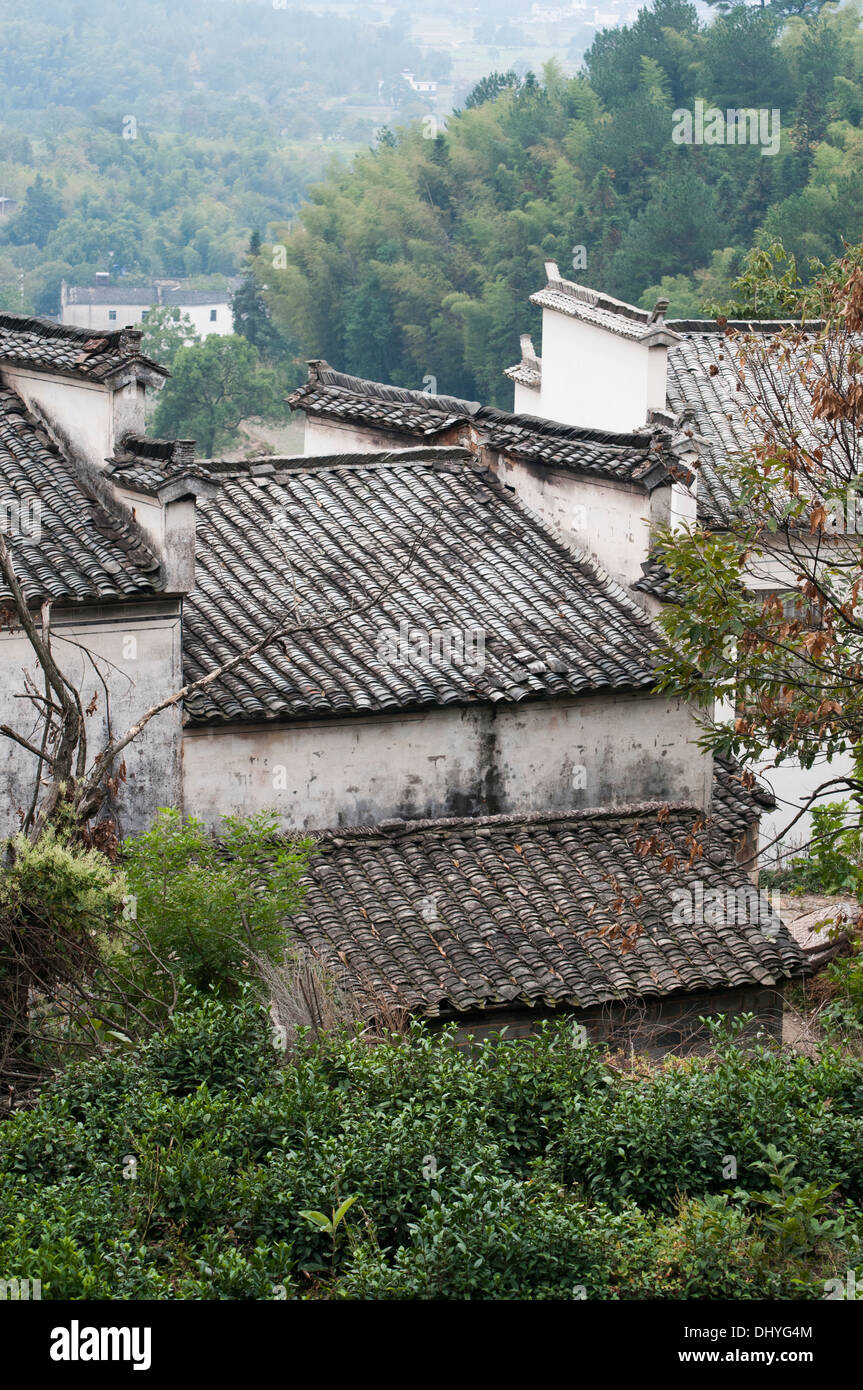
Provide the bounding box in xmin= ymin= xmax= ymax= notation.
xmin=120 ymin=809 xmax=311 ymax=1005
xmin=1 ymin=1002 xmax=861 ymax=1300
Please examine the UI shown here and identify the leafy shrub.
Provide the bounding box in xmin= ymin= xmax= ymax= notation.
xmin=120 ymin=808 xmax=311 ymax=1004
xmin=2 ymin=1003 xmax=862 ymax=1299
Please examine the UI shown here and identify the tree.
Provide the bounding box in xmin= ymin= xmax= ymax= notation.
xmin=5 ymin=175 xmax=63 ymax=249
xmin=0 ymin=502 xmax=415 ymax=1084
xmin=652 ymin=243 xmax=863 ymax=862
xmin=463 ymin=71 xmax=521 ymax=110
xmin=152 ymin=334 xmax=278 ymax=456
xmin=233 ymin=234 xmax=289 ymax=361
xmin=140 ymin=305 xmax=199 ymax=370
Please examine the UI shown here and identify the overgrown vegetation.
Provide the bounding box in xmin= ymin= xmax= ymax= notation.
xmin=1 ymin=1001 xmax=862 ymax=1299
xmin=0 ymin=809 xmax=312 ymax=1091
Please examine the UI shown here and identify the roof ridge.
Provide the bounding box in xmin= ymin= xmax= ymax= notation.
xmin=292 ymin=364 xmax=659 ymax=452
xmin=201 ymin=445 xmax=476 ymax=476
xmin=299 ymin=798 xmax=703 ymax=844
xmin=668 ymin=318 xmax=824 ymax=334
xmin=304 ymin=361 xmax=481 ymax=415
xmin=0 ymin=311 xmax=129 ymax=350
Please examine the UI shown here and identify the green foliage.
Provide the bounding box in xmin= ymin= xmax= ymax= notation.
xmin=1 ymin=826 xmax=125 ymax=930
xmin=151 ymin=334 xmax=282 ymax=455
xmin=0 ymin=827 xmax=127 ymax=1077
xmin=260 ymin=2 xmax=863 ymax=403
xmin=2 ymin=1004 xmax=862 ymax=1299
xmin=120 ymin=808 xmax=311 ymax=1003
xmin=738 ymin=1145 xmax=845 ymax=1254
xmin=785 ymin=801 xmax=863 ymax=896
xmin=140 ymin=305 xmax=199 ymax=371
xmin=463 ymin=71 xmax=522 ymax=110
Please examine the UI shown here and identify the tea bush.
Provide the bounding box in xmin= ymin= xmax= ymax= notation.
xmin=1 ymin=996 xmax=861 ymax=1299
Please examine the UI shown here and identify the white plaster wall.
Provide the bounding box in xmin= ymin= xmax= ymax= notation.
xmin=182 ymin=691 xmax=709 ymax=832
xmin=493 ymin=454 xmax=650 ymax=588
xmin=182 ymin=304 xmax=234 ymax=338
xmin=513 ymin=381 xmax=541 ymax=415
xmin=303 ymin=414 xmax=423 ymax=456
xmin=62 ymin=303 xmax=150 ymax=331
xmin=756 ymin=749 xmax=856 ymax=865
xmin=0 ymin=602 xmax=184 ymax=839
xmin=2 ymin=366 xmax=114 ymax=471
xmin=536 ymin=310 xmax=650 ymax=432
xmin=61 ymin=302 xmax=232 ymax=338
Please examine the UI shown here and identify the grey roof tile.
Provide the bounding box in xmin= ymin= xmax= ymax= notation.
xmin=289 ymin=364 xmax=675 ymax=487
xmin=183 ymin=449 xmax=662 ymax=723
xmin=0 ymin=387 xmax=163 ymax=603
xmin=289 ymin=792 xmax=805 ymax=1018
xmin=0 ymin=314 xmax=168 ymax=384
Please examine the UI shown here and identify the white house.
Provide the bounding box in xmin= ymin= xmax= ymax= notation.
xmin=60 ymin=277 xmax=235 ymax=338
xmin=286 ymin=262 xmax=849 ymax=859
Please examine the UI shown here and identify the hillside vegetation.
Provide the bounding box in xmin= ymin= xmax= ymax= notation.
xmin=261 ymin=1 xmax=863 ymax=403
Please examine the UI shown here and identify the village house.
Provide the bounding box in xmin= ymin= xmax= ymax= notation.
xmin=60 ymin=275 xmax=236 ymax=339
xmin=288 ymin=261 xmax=847 ymax=852
xmin=0 ymin=307 xmax=805 ymax=1045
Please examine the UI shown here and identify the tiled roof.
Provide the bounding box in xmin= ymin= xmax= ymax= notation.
xmin=105 ymin=434 xmax=215 ymax=498
xmin=665 ymin=322 xmax=821 ymax=527
xmin=289 ymin=792 xmax=805 ymax=1019
xmin=529 ymin=265 xmax=679 ymax=346
xmin=0 ymin=387 xmax=162 ymax=603
xmin=0 ymin=314 xmax=168 ymax=384
xmin=482 ymin=415 xmax=666 ymax=484
xmin=633 ymin=556 xmax=686 ymax=605
xmin=182 ymin=447 xmax=662 ymax=724
xmin=64 ymin=283 xmax=234 ymax=308
xmin=504 ymin=358 xmax=542 ymax=388
xmin=289 ymin=365 xmax=673 ymax=487
xmin=504 ymin=335 xmax=542 ymax=389
xmin=711 ymin=755 xmax=776 ymax=828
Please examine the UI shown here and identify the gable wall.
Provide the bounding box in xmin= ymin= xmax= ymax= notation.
xmin=490 ymin=452 xmax=651 ymax=589
xmin=538 ymin=310 xmax=650 ymax=432
xmin=1 ymin=366 xmax=114 ymax=472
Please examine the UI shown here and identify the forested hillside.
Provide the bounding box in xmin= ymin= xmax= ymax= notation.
xmin=3 ymin=1 xmax=863 ymax=419
xmin=0 ymin=0 xmax=449 ymax=315
xmin=260 ymin=0 xmax=863 ymax=404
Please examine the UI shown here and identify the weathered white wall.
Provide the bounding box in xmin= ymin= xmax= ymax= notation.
xmin=182 ymin=691 xmax=709 ymax=832
xmin=62 ymin=303 xmax=150 ymax=331
xmin=756 ymin=750 xmax=856 ymax=865
xmin=182 ymin=304 xmax=233 ymax=338
xmin=513 ymin=381 xmax=541 ymax=415
xmin=491 ymin=453 xmax=651 ymax=588
xmin=536 ymin=310 xmax=651 ymax=432
xmin=303 ymin=414 xmax=423 ymax=456
xmin=2 ymin=366 xmax=115 ymax=472
xmin=0 ymin=601 xmax=183 ymax=839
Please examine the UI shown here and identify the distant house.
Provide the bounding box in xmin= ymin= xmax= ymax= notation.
xmin=60 ymin=276 xmax=236 ymax=338
xmin=401 ymin=69 xmax=437 ymax=95
xmin=0 ymin=197 xmax=19 ymax=220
